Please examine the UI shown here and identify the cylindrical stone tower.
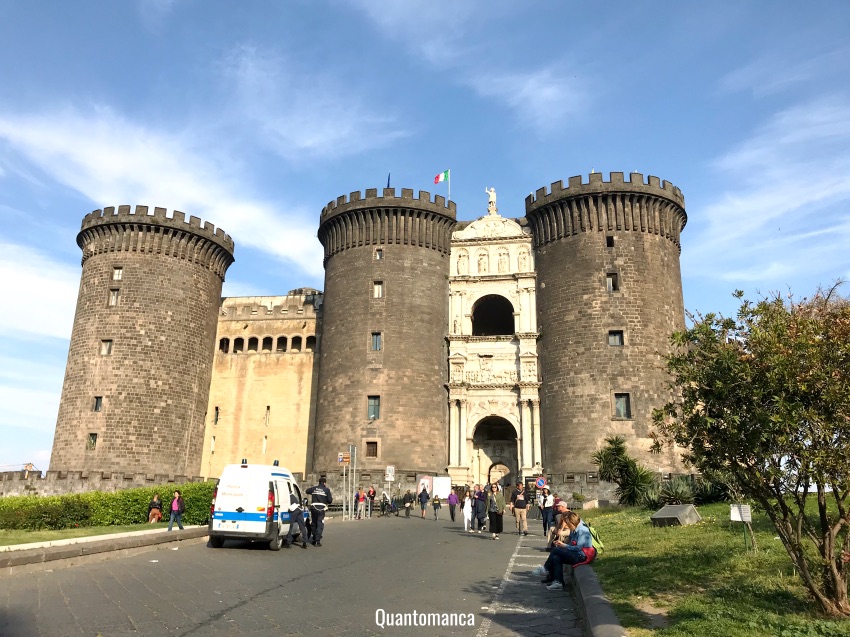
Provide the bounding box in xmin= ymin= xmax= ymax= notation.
xmin=525 ymin=172 xmax=687 ymax=474
xmin=50 ymin=205 xmax=235 ymax=476
xmin=313 ymin=188 xmax=456 ymax=474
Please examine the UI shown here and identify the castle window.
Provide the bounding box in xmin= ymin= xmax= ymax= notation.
xmin=367 ymin=396 xmax=381 ymax=420
xmin=586 ymin=471 xmax=599 ymax=484
xmin=86 ymin=433 xmax=97 ymax=451
xmin=247 ymin=337 xmax=258 ymax=352
xmin=219 ymin=338 xmax=230 ymax=353
xmin=614 ymin=393 xmax=632 ymax=419
xmin=291 ymin=336 xmax=302 ymax=352
xmin=305 ymin=335 xmax=316 ymax=352
xmin=210 ymin=436 xmax=215 ymax=453
xmin=100 ymin=339 xmax=113 ymax=355
xmin=608 ymin=330 xmax=624 ymax=346
xmin=606 ymin=236 xmax=614 ymax=248
xmin=108 ymin=289 xmax=119 ymax=307
xmin=233 ymin=338 xmax=244 ymax=353
xmin=606 ymin=273 xmax=619 ymax=292
xmin=371 ymin=332 xmax=382 ymax=351
xmin=276 ymin=336 xmax=287 ymax=352
xmin=93 ymin=396 xmax=103 ymax=412
xmin=214 ymin=406 xmax=219 ymax=425
xmin=373 ymin=281 xmax=384 ymax=298
xmin=262 ymin=435 xmax=267 ymax=455
xmin=112 ymin=267 xmax=123 ymax=281
xmin=262 ymin=336 xmax=273 ymax=352
xmin=265 ymin=406 xmax=270 ymax=427
xmin=375 ymin=248 xmax=384 ymax=261
xmin=365 ymin=441 xmax=378 ymax=458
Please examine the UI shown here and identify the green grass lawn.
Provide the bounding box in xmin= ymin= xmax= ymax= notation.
xmin=0 ymin=523 xmax=167 ymax=547
xmin=580 ymin=503 xmax=850 ymax=637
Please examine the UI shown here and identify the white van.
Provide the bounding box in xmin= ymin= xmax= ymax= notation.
xmin=208 ymin=462 xmax=304 ymax=550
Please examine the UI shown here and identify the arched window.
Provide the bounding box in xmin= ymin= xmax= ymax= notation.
xmin=219 ymin=338 xmax=230 ymax=353
xmin=291 ymin=336 xmax=302 ymax=352
xmin=233 ymin=338 xmax=244 ymax=353
xmin=262 ymin=336 xmax=273 ymax=352
xmin=305 ymin=335 xmax=316 ymax=352
xmin=248 ymin=337 xmax=258 ymax=352
xmin=276 ymin=336 xmax=287 ymax=352
xmin=471 ymin=295 xmax=515 ymax=336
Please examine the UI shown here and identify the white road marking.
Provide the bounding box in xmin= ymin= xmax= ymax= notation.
xmin=476 ymin=536 xmax=523 ymax=637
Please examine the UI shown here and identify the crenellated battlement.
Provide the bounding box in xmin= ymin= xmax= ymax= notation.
xmin=80 ymin=205 xmax=234 ymax=251
xmin=0 ymin=470 xmax=208 ymax=497
xmin=76 ymin=205 xmax=235 ymax=279
xmin=219 ymin=292 xmax=323 ymax=320
xmin=320 ymin=187 xmax=457 ymax=223
xmin=525 ymin=172 xmax=685 ymax=211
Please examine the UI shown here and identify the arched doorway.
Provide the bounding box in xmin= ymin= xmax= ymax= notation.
xmin=471 ymin=416 xmax=517 ymax=487
xmin=471 ymin=295 xmax=515 ymax=336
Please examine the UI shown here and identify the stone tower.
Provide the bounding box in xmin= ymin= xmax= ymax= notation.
xmin=50 ymin=206 xmax=235 ymax=476
xmin=525 ymin=173 xmax=687 ymax=474
xmin=313 ymin=188 xmax=456 ymax=474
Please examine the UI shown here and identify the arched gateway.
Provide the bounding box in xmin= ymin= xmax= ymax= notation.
xmin=471 ymin=416 xmax=517 ymax=487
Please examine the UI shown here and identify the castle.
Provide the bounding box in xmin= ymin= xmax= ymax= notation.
xmin=27 ymin=171 xmax=687 ymax=497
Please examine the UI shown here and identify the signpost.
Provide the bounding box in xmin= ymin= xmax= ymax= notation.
xmin=730 ymin=504 xmax=754 ymax=551
xmin=339 ymin=451 xmax=352 ymax=519
xmin=385 ymin=465 xmax=395 ymax=482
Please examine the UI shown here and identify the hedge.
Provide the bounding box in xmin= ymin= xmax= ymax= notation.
xmin=0 ymin=482 xmax=216 ymax=530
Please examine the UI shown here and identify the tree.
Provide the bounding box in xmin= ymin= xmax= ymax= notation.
xmin=592 ymin=436 xmax=655 ymax=506
xmin=652 ymin=285 xmax=850 ymax=617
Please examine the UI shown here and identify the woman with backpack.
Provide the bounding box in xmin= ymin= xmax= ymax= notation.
xmin=532 ymin=511 xmax=596 ymax=590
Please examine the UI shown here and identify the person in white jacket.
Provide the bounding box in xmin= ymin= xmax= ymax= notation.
xmin=461 ymin=490 xmax=474 ymax=532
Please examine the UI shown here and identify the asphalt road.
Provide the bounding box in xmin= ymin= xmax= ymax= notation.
xmin=0 ymin=513 xmax=582 ymax=637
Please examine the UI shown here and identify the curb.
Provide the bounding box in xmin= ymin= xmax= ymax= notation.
xmin=569 ymin=565 xmax=627 ymax=637
xmin=0 ymin=527 xmax=208 ymax=576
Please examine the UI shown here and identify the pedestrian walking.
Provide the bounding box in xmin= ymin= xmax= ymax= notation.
xmin=356 ymin=487 xmax=366 ymax=520
xmin=462 ymin=490 xmax=473 ymax=532
xmin=418 ymin=486 xmax=430 ymax=518
xmin=510 ymin=482 xmax=529 ymax=536
xmin=432 ymin=495 xmax=441 ymax=520
xmin=306 ymin=476 xmax=333 ymax=546
xmin=447 ymin=488 xmax=459 ymax=522
xmin=367 ymin=485 xmax=376 ymax=518
xmin=541 ymin=487 xmax=554 ymax=536
xmin=486 ymin=483 xmax=506 ymax=540
xmin=473 ymin=484 xmax=487 ymax=533
xmin=402 ymin=489 xmax=414 ymax=518
xmin=167 ymin=490 xmax=184 ymax=531
xmin=283 ymin=489 xmax=308 ymax=549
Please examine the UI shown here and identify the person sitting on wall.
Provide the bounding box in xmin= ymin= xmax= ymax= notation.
xmin=147 ymin=493 xmax=163 ymax=523
xmin=535 ymin=511 xmax=596 ymax=591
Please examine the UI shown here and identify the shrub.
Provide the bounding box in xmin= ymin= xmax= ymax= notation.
xmin=641 ymin=483 xmax=662 ymax=509
xmin=615 ymin=460 xmax=657 ymax=506
xmin=693 ymin=478 xmax=728 ymax=505
xmin=660 ymin=476 xmax=695 ymax=505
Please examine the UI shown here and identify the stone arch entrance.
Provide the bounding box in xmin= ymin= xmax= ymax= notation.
xmin=471 ymin=415 xmax=518 ymax=487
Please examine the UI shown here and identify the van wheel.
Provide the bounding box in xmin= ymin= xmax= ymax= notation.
xmin=268 ymin=532 xmax=283 ymax=551
xmin=209 ymin=536 xmax=225 ymax=548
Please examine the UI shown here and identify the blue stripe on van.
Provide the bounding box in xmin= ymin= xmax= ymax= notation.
xmin=271 ymin=472 xmax=292 ymax=478
xmin=213 ymin=511 xmax=269 ymax=522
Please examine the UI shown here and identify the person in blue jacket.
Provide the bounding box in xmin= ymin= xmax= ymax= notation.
xmin=418 ymin=486 xmax=430 ymax=519
xmin=533 ymin=511 xmax=596 ymax=591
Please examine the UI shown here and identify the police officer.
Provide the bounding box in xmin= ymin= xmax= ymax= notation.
xmin=283 ymin=490 xmax=308 ymax=549
xmin=305 ymin=476 xmax=333 ymax=546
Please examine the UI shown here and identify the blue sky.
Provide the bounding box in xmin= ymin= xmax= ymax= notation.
xmin=1 ymin=1 xmax=849 ymax=471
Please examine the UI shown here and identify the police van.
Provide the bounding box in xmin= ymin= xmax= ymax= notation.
xmin=208 ymin=461 xmax=304 ymax=550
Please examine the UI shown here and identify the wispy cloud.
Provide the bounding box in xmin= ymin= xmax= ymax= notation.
xmin=685 ymin=97 xmax=850 ymax=284
xmin=220 ymin=45 xmax=410 ymax=159
xmin=350 ymin=1 xmax=592 ymax=134
xmin=719 ymin=45 xmax=850 ymax=98
xmin=0 ymin=242 xmax=78 ymax=339
xmin=0 ymin=107 xmax=325 ymax=277
xmin=465 ymin=67 xmax=589 ymax=134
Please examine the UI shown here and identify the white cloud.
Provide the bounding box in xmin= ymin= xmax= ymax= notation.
xmin=0 ymin=242 xmax=79 ymax=339
xmin=0 ymin=107 xmax=325 ymax=277
xmin=220 ymin=45 xmax=410 ymax=159
xmin=465 ymin=67 xmax=589 ymax=134
xmin=685 ymin=98 xmax=850 ymax=284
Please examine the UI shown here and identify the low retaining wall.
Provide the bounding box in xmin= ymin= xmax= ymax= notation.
xmin=0 ymin=471 xmax=210 ymax=497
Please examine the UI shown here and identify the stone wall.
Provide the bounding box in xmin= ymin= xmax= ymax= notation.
xmin=0 ymin=470 xmax=209 ymax=498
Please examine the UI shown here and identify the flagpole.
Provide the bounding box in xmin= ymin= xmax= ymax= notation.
xmin=448 ymin=170 xmax=451 ymax=202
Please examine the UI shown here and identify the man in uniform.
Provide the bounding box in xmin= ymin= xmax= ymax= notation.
xmin=306 ymin=476 xmax=333 ymax=546
xmin=283 ymin=489 xmax=308 ymax=549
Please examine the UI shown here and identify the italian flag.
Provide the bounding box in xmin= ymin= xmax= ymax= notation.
xmin=434 ymin=169 xmax=450 ymax=184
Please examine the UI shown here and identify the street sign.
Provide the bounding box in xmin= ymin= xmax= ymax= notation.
xmin=385 ymin=465 xmax=395 ymax=482
xmin=338 ymin=452 xmax=351 ymax=465
xmin=536 ymin=477 xmax=546 ymax=489
xmin=730 ymin=504 xmax=752 ymax=523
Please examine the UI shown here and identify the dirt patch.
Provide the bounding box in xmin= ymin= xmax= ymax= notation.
xmin=634 ymin=598 xmax=669 ymax=630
